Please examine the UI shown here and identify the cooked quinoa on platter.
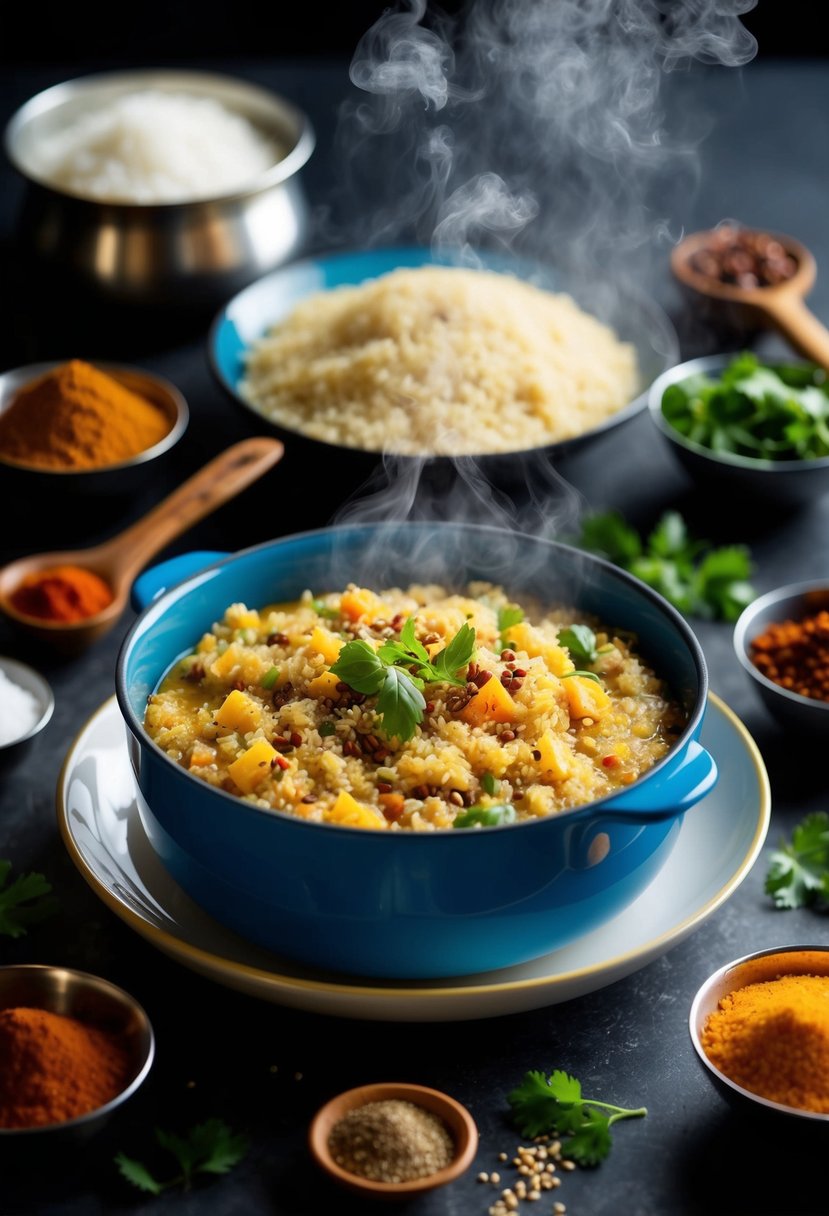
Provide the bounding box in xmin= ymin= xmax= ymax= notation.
xmin=143 ymin=583 xmax=686 ymax=831
xmin=239 ymin=265 xmax=640 ymax=455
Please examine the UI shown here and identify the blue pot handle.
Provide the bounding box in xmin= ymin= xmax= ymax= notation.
xmin=597 ymin=740 xmax=718 ymax=824
xmin=131 ymin=551 xmax=229 ymax=613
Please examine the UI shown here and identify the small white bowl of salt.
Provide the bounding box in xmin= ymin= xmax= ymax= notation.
xmin=0 ymin=656 xmax=54 ymax=765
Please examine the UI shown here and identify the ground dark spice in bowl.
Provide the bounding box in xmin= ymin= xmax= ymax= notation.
xmin=327 ymin=1097 xmax=455 ymax=1183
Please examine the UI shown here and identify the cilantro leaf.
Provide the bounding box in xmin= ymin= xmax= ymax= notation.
xmin=575 ymin=510 xmax=755 ymax=622
xmin=375 ymin=667 xmax=426 ymax=743
xmin=330 ymin=619 xmax=476 ymax=741
xmin=114 ymin=1154 xmax=164 ymax=1195
xmin=579 ymin=511 xmax=642 ymax=565
xmin=765 ymin=812 xmax=829 ymax=909
xmin=564 ymin=1112 xmax=613 ymax=1167
xmin=498 ymin=604 xmax=524 ymax=650
xmin=330 ymin=641 xmax=387 ymax=695
xmin=430 ymin=622 xmax=477 ymax=684
xmin=116 ymin=1120 xmax=248 ymax=1195
xmin=181 ymin=1119 xmax=249 ymax=1177
xmin=0 ymin=860 xmax=58 ymax=938
xmin=507 ymin=1068 xmax=646 ymax=1166
xmin=558 ymin=625 xmax=599 ymax=667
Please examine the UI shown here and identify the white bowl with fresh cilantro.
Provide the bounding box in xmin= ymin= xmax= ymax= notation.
xmin=648 ymin=351 xmax=829 ymax=510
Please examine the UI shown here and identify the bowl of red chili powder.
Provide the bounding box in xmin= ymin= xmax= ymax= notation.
xmin=0 ymin=964 xmax=155 ymax=1161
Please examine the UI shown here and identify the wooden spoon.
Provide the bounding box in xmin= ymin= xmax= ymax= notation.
xmin=671 ymin=227 xmax=829 ymax=367
xmin=0 ymin=436 xmax=284 ymax=655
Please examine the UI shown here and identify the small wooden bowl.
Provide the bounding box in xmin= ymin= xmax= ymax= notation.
xmin=308 ymin=1082 xmax=479 ymax=1200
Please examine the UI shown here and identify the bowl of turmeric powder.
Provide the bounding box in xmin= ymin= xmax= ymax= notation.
xmin=690 ymin=945 xmax=829 ymax=1124
xmin=0 ymin=357 xmax=188 ymax=494
xmin=0 ymin=964 xmax=155 ymax=1158
xmin=733 ymin=580 xmax=829 ymax=733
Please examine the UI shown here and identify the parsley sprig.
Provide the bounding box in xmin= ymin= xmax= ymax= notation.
xmin=115 ymin=1119 xmax=248 ymax=1194
xmin=0 ymin=859 xmax=58 ymax=938
xmin=765 ymin=811 xmax=829 ymax=910
xmin=575 ymin=509 xmax=754 ymax=622
xmin=507 ymin=1070 xmax=646 ymax=1167
xmin=330 ymin=618 xmax=476 ymax=742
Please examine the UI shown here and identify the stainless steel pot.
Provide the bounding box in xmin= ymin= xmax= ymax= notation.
xmin=4 ymin=69 xmax=316 ymax=311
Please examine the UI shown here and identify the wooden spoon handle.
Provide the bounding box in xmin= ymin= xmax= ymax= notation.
xmin=759 ymin=293 xmax=829 ymax=368
xmin=98 ymin=437 xmax=284 ymax=585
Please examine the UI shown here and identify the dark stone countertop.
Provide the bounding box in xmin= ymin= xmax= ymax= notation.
xmin=1 ymin=46 xmax=828 ymax=1216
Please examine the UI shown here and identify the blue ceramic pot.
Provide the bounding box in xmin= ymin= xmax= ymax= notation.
xmin=116 ymin=522 xmax=716 ymax=979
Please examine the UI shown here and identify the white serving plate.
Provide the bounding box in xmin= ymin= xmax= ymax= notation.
xmin=58 ymin=693 xmax=769 ymax=1022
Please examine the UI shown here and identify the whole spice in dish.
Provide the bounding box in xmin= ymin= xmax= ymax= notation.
xmin=686 ymin=223 xmax=799 ymax=290
xmin=700 ymin=973 xmax=829 ymax=1112
xmin=9 ymin=564 xmax=114 ymax=623
xmin=0 ymin=358 xmax=171 ymax=470
xmin=327 ymin=1098 xmax=455 ymax=1183
xmin=749 ymin=609 xmax=829 ymax=702
xmin=0 ymin=1006 xmax=132 ymax=1128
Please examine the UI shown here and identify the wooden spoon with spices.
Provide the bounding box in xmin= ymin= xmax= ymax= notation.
xmin=671 ymin=226 xmax=829 ymax=367
xmin=0 ymin=437 xmax=284 ymax=656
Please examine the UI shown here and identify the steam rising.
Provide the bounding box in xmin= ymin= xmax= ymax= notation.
xmin=318 ymin=0 xmax=758 ymax=565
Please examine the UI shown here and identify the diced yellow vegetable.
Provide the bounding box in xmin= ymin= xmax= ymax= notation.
xmin=340 ymin=587 xmax=380 ymax=622
xmin=307 ymin=671 xmax=343 ymax=699
xmin=209 ymin=642 xmax=245 ymax=679
xmin=188 ymin=742 xmax=216 ymax=769
xmin=229 ymin=607 xmax=261 ymax=630
xmin=324 ymin=790 xmax=387 ymax=829
xmin=504 ymin=621 xmax=572 ymax=676
xmin=308 ymin=626 xmax=343 ymax=664
xmin=214 ymin=689 xmax=262 ymax=733
xmin=534 ymin=730 xmax=575 ymax=783
xmin=564 ymin=676 xmax=611 ymax=720
xmin=228 ymin=739 xmax=277 ymax=793
xmin=210 ymin=643 xmax=272 ymax=687
xmin=459 ymin=676 xmax=520 ymax=726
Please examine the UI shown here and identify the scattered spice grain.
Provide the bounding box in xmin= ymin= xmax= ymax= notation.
xmin=484 ymin=1136 xmax=573 ymax=1216
xmin=749 ymin=610 xmax=829 ymax=702
xmin=327 ymin=1097 xmax=455 ymax=1183
xmin=701 ymin=972 xmax=829 ymax=1111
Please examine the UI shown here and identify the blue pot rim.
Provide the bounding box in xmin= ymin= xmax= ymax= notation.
xmin=116 ymin=520 xmax=709 ymax=838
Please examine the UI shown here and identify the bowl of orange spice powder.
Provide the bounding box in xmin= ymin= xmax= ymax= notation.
xmin=0 ymin=357 xmax=188 ymax=495
xmin=733 ymin=580 xmax=829 ymax=733
xmin=690 ymin=945 xmax=829 ymax=1125
xmin=0 ymin=964 xmax=154 ymax=1167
